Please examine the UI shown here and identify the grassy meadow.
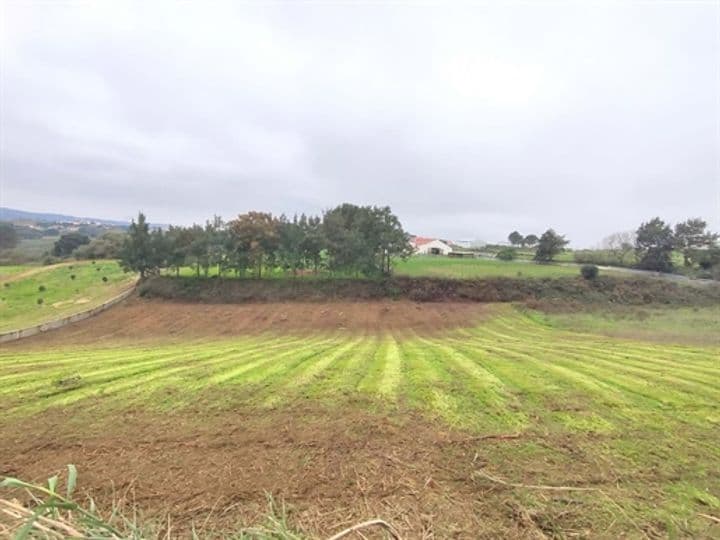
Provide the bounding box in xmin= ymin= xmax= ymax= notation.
xmin=394 ymin=255 xmax=582 ymax=278
xmin=0 ymin=261 xmax=136 ymax=331
xmin=1 ymin=305 xmax=718 ymax=536
xmin=536 ymin=306 xmax=720 ymax=346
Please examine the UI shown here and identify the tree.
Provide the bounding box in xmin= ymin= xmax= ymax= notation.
xmin=277 ymin=214 xmax=305 ymax=275
xmin=52 ymin=232 xmax=90 ymax=257
xmin=322 ymin=204 xmax=411 ymax=276
xmin=534 ymin=229 xmax=569 ymax=262
xmin=601 ymin=231 xmax=636 ymax=265
xmin=523 ymin=234 xmax=539 ymax=248
xmin=299 ymin=214 xmax=325 ymax=274
xmin=228 ymin=212 xmax=279 ymax=278
xmin=635 ymin=217 xmax=674 ymax=273
xmin=323 ymin=204 xmax=374 ymax=275
xmin=370 ymin=205 xmax=413 ymax=275
xmin=496 ymin=248 xmax=515 ymax=261
xmin=674 ymin=218 xmax=718 ymax=267
xmin=0 ymin=222 xmax=18 ymax=250
xmin=580 ymin=264 xmax=599 ymax=280
xmin=73 ymin=231 xmax=125 ymax=259
xmin=119 ymin=212 xmax=158 ymax=278
xmin=508 ymin=231 xmax=523 ymax=247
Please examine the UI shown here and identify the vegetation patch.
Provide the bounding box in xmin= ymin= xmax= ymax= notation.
xmin=0 ymin=261 xmax=135 ymax=331
xmin=1 ymin=309 xmax=718 ymax=537
xmin=139 ymin=274 xmax=720 ymax=306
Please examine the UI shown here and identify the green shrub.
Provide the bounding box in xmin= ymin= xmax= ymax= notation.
xmin=496 ymin=248 xmax=516 ymax=261
xmin=102 ymin=276 xmax=108 ymax=282
xmin=70 ymin=274 xmax=76 ymax=280
xmin=37 ymin=297 xmax=44 ymax=305
xmin=38 ymin=285 xmax=46 ymax=292
xmin=581 ymin=264 xmax=599 ymax=280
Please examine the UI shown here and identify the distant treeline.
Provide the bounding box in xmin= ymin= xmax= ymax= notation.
xmin=118 ymin=203 xmax=413 ymax=279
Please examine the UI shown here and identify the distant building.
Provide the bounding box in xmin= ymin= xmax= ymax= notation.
xmin=411 ymin=237 xmax=453 ymax=256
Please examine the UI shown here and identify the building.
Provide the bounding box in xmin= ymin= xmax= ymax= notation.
xmin=412 ymin=237 xmax=453 ymax=256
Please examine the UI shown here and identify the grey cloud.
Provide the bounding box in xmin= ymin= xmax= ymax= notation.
xmin=1 ymin=1 xmax=718 ymax=246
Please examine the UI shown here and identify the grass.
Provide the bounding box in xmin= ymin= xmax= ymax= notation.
xmin=395 ymin=255 xmax=582 ymax=278
xmin=0 ymin=264 xmax=35 ymax=280
xmin=1 ymin=305 xmax=718 ymax=536
xmin=533 ymin=305 xmax=720 ymax=346
xmin=0 ymin=261 xmax=136 ymax=331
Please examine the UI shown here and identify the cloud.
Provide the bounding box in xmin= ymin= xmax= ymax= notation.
xmin=1 ymin=1 xmax=718 ymax=246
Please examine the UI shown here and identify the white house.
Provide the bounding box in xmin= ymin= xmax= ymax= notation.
xmin=412 ymin=237 xmax=453 ymax=255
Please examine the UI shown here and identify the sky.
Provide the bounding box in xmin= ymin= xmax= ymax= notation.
xmin=1 ymin=1 xmax=718 ymax=247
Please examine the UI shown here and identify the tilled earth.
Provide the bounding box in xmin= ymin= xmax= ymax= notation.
xmin=4 ymin=299 xmax=491 ymax=349
xmin=0 ymin=403 xmax=551 ymax=539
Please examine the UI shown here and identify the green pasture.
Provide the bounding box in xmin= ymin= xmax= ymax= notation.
xmin=394 ymin=255 xmax=580 ymax=278
xmin=0 ymin=261 xmax=136 ymax=331
xmin=535 ymin=306 xmax=720 ymax=346
xmin=1 ymin=306 xmax=718 ymax=536
xmin=0 ymin=264 xmax=35 ymax=280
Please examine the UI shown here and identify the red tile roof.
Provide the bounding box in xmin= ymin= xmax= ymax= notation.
xmin=413 ymin=237 xmax=436 ymax=247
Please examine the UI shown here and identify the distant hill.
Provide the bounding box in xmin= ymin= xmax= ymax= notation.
xmin=0 ymin=207 xmax=129 ymax=227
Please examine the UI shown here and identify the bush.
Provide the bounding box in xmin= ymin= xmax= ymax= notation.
xmin=38 ymin=285 xmax=46 ymax=292
xmin=37 ymin=298 xmax=44 ymax=305
xmin=580 ymin=264 xmax=599 ymax=280
xmin=496 ymin=248 xmax=516 ymax=261
xmin=102 ymin=276 xmax=108 ymax=282
xmin=70 ymin=274 xmax=76 ymax=280
xmin=3 ymin=283 xmax=8 ymax=288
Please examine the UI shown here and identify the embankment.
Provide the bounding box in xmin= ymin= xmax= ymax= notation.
xmin=138 ymin=275 xmax=720 ymax=305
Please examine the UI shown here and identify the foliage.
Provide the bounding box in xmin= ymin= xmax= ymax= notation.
xmin=229 ymin=212 xmax=280 ymax=278
xmin=118 ymin=213 xmax=161 ymax=279
xmin=495 ymin=248 xmax=516 ymax=261
xmin=580 ymin=264 xmax=599 ymax=280
xmin=674 ymin=218 xmax=718 ymax=267
xmin=600 ymin=231 xmax=636 ymax=265
xmin=0 ymin=222 xmax=18 ymax=250
xmin=573 ymin=249 xmax=635 ymax=268
xmin=119 ymin=204 xmax=411 ymax=279
xmin=323 ymin=204 xmax=411 ymax=276
xmin=508 ymin=230 xmax=523 ymax=246
xmin=52 ymin=233 xmax=90 ymax=257
xmin=635 ymin=217 xmax=674 ymax=272
xmin=523 ymin=234 xmax=539 ymax=248
xmin=534 ymin=229 xmax=569 ymax=262
xmin=73 ymin=232 xmax=125 ymax=260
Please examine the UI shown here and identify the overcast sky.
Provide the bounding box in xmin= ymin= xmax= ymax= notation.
xmin=1 ymin=1 xmax=718 ymax=246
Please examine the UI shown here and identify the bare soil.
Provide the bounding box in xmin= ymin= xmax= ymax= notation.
xmin=7 ymin=298 xmax=492 ymax=348
xmin=0 ymin=403 xmax=546 ymax=539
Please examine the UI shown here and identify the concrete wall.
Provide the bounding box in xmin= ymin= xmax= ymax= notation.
xmin=0 ymin=283 xmax=138 ymax=344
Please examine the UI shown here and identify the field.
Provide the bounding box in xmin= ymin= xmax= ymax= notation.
xmin=1 ymin=300 xmax=718 ymax=538
xmin=537 ymin=306 xmax=720 ymax=346
xmin=0 ymin=264 xmax=35 ymax=280
xmin=395 ymin=255 xmax=584 ymax=279
xmin=0 ymin=261 xmax=136 ymax=331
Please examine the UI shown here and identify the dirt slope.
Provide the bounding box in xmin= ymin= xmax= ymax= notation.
xmin=6 ymin=298 xmax=492 ymax=347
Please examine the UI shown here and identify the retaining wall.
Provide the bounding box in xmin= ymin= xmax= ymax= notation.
xmin=0 ymin=283 xmax=138 ymax=343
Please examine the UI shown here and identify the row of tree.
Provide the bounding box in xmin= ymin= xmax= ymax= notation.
xmin=634 ymin=217 xmax=718 ymax=272
xmin=119 ymin=204 xmax=413 ymax=279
